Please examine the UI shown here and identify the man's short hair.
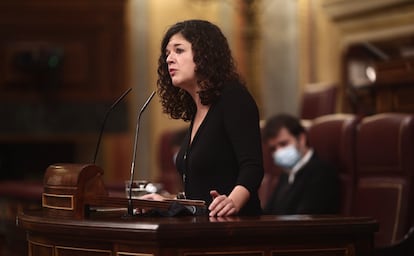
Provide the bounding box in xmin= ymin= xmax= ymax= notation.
xmin=262 ymin=113 xmax=306 ymax=140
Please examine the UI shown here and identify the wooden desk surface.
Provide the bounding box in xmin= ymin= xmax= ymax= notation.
xmin=17 ymin=210 xmax=378 ymax=256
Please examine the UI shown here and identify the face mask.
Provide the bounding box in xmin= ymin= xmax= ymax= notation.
xmin=272 ymin=144 xmax=301 ymax=169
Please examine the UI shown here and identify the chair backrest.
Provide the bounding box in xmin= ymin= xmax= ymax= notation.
xmin=353 ymin=113 xmax=414 ymax=247
xmin=307 ymin=114 xmax=359 ymax=215
xmin=300 ymin=84 xmax=337 ymax=120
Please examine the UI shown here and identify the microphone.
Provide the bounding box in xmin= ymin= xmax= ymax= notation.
xmin=93 ymin=88 xmax=132 ymax=164
xmin=127 ymin=90 xmax=156 ymax=216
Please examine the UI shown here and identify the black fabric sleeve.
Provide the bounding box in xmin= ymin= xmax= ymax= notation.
xmin=221 ymin=84 xmax=264 ymax=194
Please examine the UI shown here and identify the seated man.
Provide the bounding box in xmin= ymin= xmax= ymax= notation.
xmin=262 ymin=113 xmax=340 ymax=215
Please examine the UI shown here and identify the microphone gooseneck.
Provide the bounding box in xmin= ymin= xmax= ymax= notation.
xmin=93 ymin=88 xmax=132 ymax=164
xmin=127 ymin=90 xmax=156 ymax=216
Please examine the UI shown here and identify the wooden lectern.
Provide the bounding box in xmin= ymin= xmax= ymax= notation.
xmin=41 ymin=163 xmax=205 ymax=219
xmin=42 ymin=163 xmax=108 ymax=219
xmin=17 ymin=163 xmax=378 ymax=256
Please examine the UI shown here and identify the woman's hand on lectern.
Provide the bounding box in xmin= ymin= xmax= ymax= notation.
xmin=208 ymin=190 xmax=238 ymax=217
xmin=135 ymin=193 xmax=166 ymax=214
xmin=208 ymin=186 xmax=250 ymax=217
xmin=139 ymin=193 xmax=165 ymax=201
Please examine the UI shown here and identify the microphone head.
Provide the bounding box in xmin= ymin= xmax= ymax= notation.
xmin=127 ymin=90 xmax=156 ymax=216
xmin=140 ymin=91 xmax=156 ymax=113
xmin=93 ymin=88 xmax=132 ymax=164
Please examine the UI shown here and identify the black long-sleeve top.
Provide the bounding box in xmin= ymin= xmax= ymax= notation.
xmin=175 ymin=81 xmax=264 ymax=215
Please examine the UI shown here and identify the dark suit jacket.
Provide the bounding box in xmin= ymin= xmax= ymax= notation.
xmin=264 ymin=153 xmax=340 ymax=215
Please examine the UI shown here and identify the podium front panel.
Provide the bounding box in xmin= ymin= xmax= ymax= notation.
xmin=17 ymin=210 xmax=378 ymax=256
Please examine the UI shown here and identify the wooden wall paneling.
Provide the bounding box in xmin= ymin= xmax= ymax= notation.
xmin=0 ymin=0 xmax=128 ymax=101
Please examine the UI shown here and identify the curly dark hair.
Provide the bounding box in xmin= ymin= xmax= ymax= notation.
xmin=157 ymin=19 xmax=242 ymax=121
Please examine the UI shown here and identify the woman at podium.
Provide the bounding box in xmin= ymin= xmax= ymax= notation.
xmin=143 ymin=19 xmax=264 ymax=217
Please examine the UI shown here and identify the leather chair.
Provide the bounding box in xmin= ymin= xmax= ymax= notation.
xmin=307 ymin=114 xmax=359 ymax=215
xmin=300 ymin=84 xmax=337 ymax=120
xmin=352 ymin=113 xmax=414 ymax=250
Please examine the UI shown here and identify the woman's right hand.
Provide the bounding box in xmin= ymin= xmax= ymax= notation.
xmin=139 ymin=193 xmax=165 ymax=201
xmin=135 ymin=193 xmax=166 ymax=214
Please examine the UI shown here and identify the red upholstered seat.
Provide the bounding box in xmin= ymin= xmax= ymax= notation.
xmin=307 ymin=114 xmax=359 ymax=216
xmin=353 ymin=113 xmax=414 ymax=248
xmin=300 ymin=84 xmax=337 ymax=120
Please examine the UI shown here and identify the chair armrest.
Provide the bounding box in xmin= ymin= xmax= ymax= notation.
xmin=375 ymin=226 xmax=414 ymax=256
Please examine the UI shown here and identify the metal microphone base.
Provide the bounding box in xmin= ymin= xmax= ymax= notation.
xmin=121 ymin=199 xmax=137 ymax=219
